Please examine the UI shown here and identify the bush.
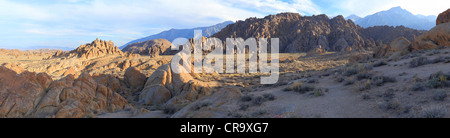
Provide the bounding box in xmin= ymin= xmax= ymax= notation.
xmin=427 ymin=71 xmax=449 ymax=88
xmin=373 ymin=60 xmax=388 ymax=67
xmin=240 ymin=95 xmax=253 ymax=102
xmin=409 ymin=57 xmax=429 ymax=68
xmin=252 ymin=96 xmax=267 ymax=106
xmin=379 ymin=100 xmax=400 ymax=111
xmin=371 ymin=75 xmax=396 ymax=86
xmin=314 ymin=89 xmax=325 ymax=97
xmin=433 ymin=91 xmax=447 ymax=101
xmin=263 ymin=93 xmax=276 ymax=101
xmin=239 ymin=104 xmax=249 ymax=111
xmin=291 ymin=82 xmax=315 ymax=93
xmin=411 ymin=83 xmax=426 ymax=91
xmin=163 ymin=104 xmax=179 ymax=115
xmin=417 ymin=107 xmax=447 ymax=118
xmin=356 ymin=72 xmax=373 ymax=80
xmin=343 ymin=79 xmax=355 ymax=86
xmin=362 ymin=94 xmax=371 ymax=100
xmin=336 ymin=77 xmax=344 ymax=83
xmin=343 ymin=68 xmax=359 ymax=76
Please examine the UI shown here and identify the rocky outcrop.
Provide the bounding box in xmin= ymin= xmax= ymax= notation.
xmin=139 ymin=64 xmax=212 ymax=108
xmin=437 ymin=9 xmax=450 ymax=25
xmin=373 ymin=37 xmax=411 ymax=58
xmin=124 ymin=67 xmax=147 ymax=92
xmin=51 ymin=38 xmax=127 ymax=59
xmin=412 ymin=23 xmax=450 ymax=50
xmin=122 ymin=39 xmax=176 ymax=57
xmin=212 ymin=13 xmax=375 ymax=53
xmin=172 ymin=87 xmax=242 ymax=118
xmin=0 ymin=66 xmax=129 ymax=118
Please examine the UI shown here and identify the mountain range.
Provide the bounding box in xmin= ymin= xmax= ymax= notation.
xmin=119 ymin=21 xmax=233 ymax=49
xmin=347 ymin=6 xmax=436 ymax=30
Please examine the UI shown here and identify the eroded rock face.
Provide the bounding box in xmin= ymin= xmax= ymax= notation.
xmin=138 ymin=64 xmax=212 ymax=108
xmin=122 ymin=39 xmax=175 ymax=57
xmin=373 ymin=37 xmax=411 ymax=58
xmin=412 ymin=23 xmax=450 ymax=50
xmin=124 ymin=67 xmax=147 ymax=92
xmin=437 ymin=9 xmax=450 ymax=25
xmin=0 ymin=67 xmax=129 ymax=118
xmin=171 ymin=87 xmax=242 ymax=118
xmin=212 ymin=13 xmax=375 ymax=53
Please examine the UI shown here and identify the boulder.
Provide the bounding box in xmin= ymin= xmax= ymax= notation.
xmin=437 ymin=9 xmax=450 ymax=25
xmin=124 ymin=67 xmax=147 ymax=91
xmin=412 ymin=23 xmax=450 ymax=50
xmin=171 ymin=87 xmax=242 ymax=118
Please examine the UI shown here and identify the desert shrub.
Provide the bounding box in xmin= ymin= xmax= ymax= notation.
xmin=409 ymin=57 xmax=429 ymax=68
xmin=343 ymin=79 xmax=355 ymax=86
xmin=432 ymin=91 xmax=447 ymax=101
xmin=240 ymin=95 xmax=253 ymax=102
xmin=291 ymin=82 xmax=315 ymax=93
xmin=335 ymin=77 xmax=344 ymax=83
xmin=343 ymin=68 xmax=359 ymax=76
xmin=373 ymin=60 xmax=388 ymax=67
xmin=163 ymin=104 xmax=179 ymax=115
xmin=417 ymin=107 xmax=447 ymax=118
xmin=239 ymin=104 xmax=249 ymax=111
xmin=379 ymin=100 xmax=400 ymax=111
xmin=252 ymin=96 xmax=267 ymax=106
xmin=307 ymin=79 xmax=318 ymax=83
xmin=362 ymin=94 xmax=371 ymax=100
xmin=193 ymin=102 xmax=211 ymax=110
xmin=283 ymin=87 xmax=293 ymax=91
xmin=263 ymin=93 xmax=276 ymax=101
xmin=427 ymin=71 xmax=449 ymax=88
xmin=356 ymin=72 xmax=373 ymax=80
xmin=251 ymin=109 xmax=267 ymax=117
xmin=411 ymin=83 xmax=426 ymax=91
xmin=382 ymin=89 xmax=395 ymax=99
xmin=371 ymin=75 xmax=397 ymax=86
xmin=359 ymin=80 xmax=372 ymax=91
xmin=314 ymin=89 xmax=325 ymax=97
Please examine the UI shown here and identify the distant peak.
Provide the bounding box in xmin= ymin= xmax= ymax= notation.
xmin=388 ymin=6 xmax=404 ymax=11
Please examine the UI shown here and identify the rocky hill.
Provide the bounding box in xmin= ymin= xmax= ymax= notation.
xmin=120 ymin=21 xmax=233 ymax=49
xmin=51 ymin=38 xmax=125 ymax=59
xmin=212 ymin=12 xmax=375 ymax=53
xmin=361 ymin=25 xmax=425 ymax=45
xmin=437 ymin=9 xmax=450 ymax=25
xmin=122 ymin=39 xmax=176 ymax=57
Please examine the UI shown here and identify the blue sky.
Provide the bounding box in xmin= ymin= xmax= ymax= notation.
xmin=0 ymin=0 xmax=448 ymax=50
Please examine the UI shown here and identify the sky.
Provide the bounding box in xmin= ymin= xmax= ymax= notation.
xmin=0 ymin=0 xmax=448 ymax=50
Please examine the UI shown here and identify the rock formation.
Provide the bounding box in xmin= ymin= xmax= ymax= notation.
xmin=437 ymin=9 xmax=450 ymax=25
xmin=172 ymin=87 xmax=242 ymax=118
xmin=139 ymin=64 xmax=212 ymax=110
xmin=51 ymin=38 xmax=125 ymax=59
xmin=373 ymin=37 xmax=411 ymax=58
xmin=412 ymin=9 xmax=450 ymax=51
xmin=0 ymin=66 xmax=129 ymax=118
xmin=122 ymin=39 xmax=176 ymax=57
xmin=212 ymin=13 xmax=375 ymax=53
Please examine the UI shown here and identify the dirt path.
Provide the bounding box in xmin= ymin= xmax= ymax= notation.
xmin=252 ymin=76 xmax=385 ymax=118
